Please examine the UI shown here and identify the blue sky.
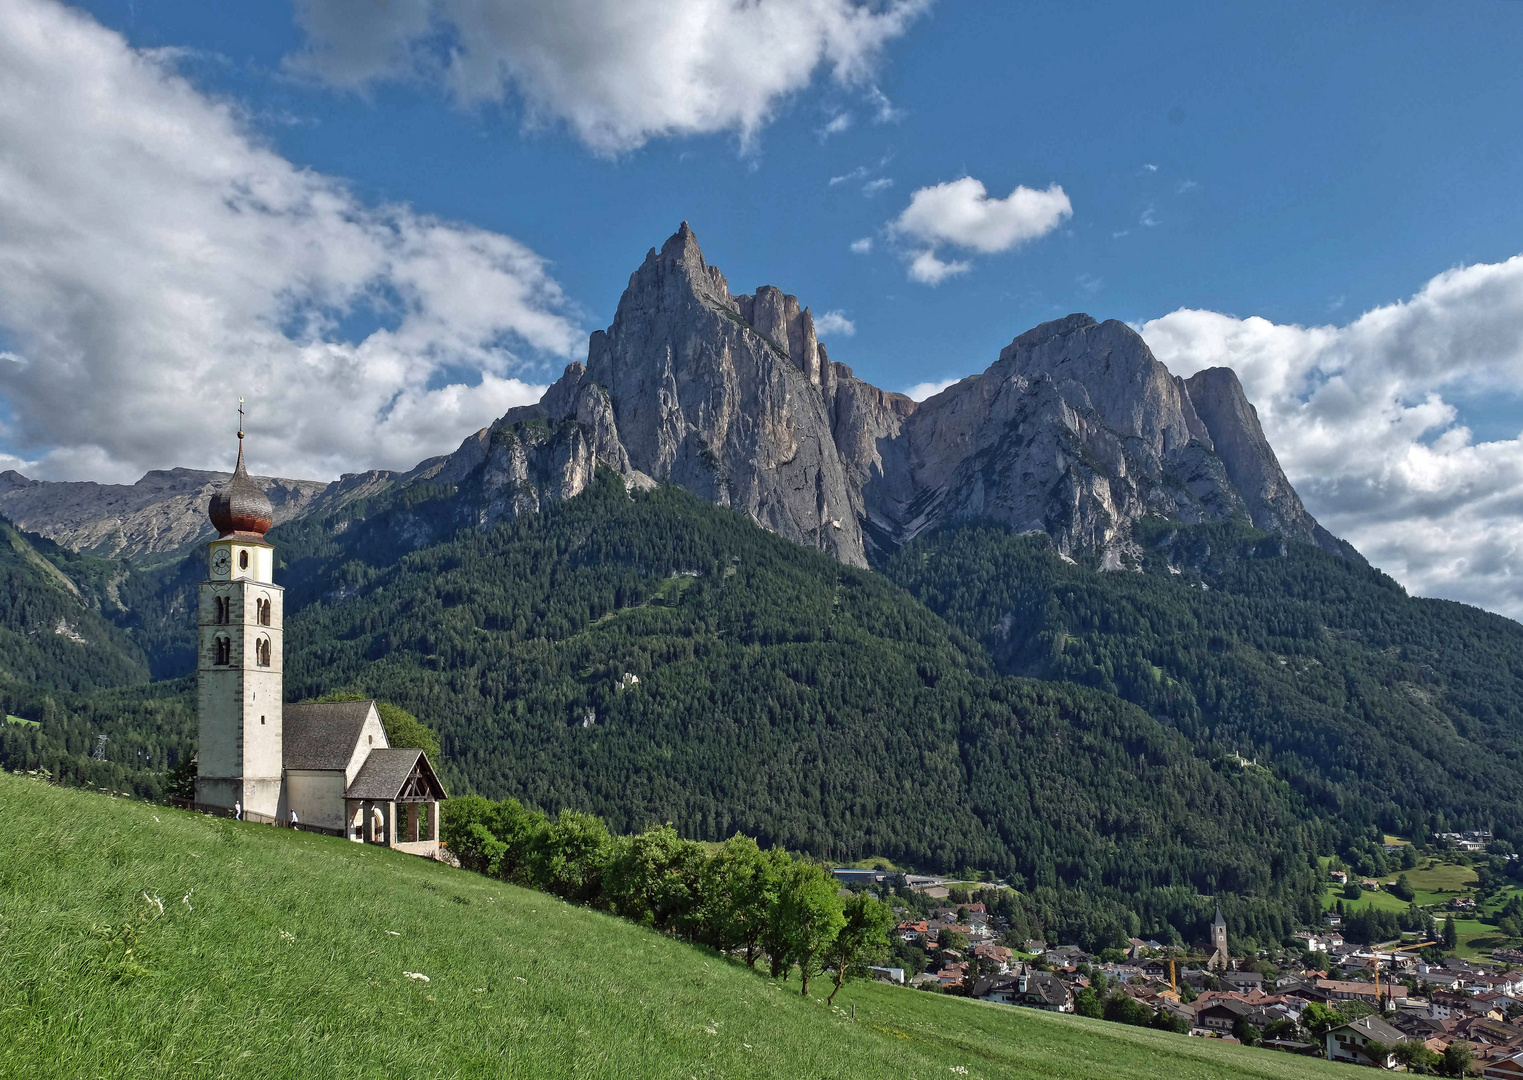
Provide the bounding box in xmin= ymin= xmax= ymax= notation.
xmin=3 ymin=0 xmax=1523 ymax=616
xmin=74 ymin=0 xmax=1523 ymax=393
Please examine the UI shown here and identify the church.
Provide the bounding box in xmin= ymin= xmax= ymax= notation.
xmin=192 ymin=426 xmax=446 ymax=855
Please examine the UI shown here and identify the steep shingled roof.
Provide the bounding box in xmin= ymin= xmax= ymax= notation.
xmin=283 ymin=700 xmax=379 ymax=771
xmin=345 ymin=748 xmax=447 ymax=801
xmin=1334 ymin=1014 xmax=1408 ymax=1046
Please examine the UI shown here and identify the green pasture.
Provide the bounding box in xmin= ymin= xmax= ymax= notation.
xmin=1321 ymin=861 xmax=1481 ymax=913
xmin=0 ymin=773 xmax=1349 ymax=1080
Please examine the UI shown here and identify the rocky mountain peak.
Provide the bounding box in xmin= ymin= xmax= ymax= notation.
xmin=455 ymin=227 xmax=1355 ymax=568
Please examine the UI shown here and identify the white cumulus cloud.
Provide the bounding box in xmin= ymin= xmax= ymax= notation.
xmin=289 ymin=0 xmax=930 ymax=154
xmin=849 ymin=237 xmax=874 ymax=254
xmin=0 ymin=0 xmax=582 ymax=483
xmin=903 ymin=377 xmax=960 ymax=401
xmin=889 ymin=176 xmax=1071 ymax=284
xmin=813 ymin=310 xmax=855 ymax=337
xmin=894 ymin=178 xmax=1072 ymax=254
xmin=906 ymin=250 xmax=971 ymax=286
xmin=1140 ymin=254 xmax=1523 ymax=619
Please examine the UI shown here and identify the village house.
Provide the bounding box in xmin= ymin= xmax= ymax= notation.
xmin=1220 ymin=970 xmax=1266 ymax=995
xmin=1390 ymin=1012 xmax=1450 ymax=1041
xmin=1194 ymin=999 xmax=1250 ymax=1035
xmin=1315 ymin=978 xmax=1408 ymax=1008
xmin=1487 ymin=1052 xmax=1523 ymax=1080
xmin=1291 ymin=931 xmax=1338 ymax=953
xmin=971 ymin=967 xmax=1074 ymax=1013
xmin=1325 ymin=1015 xmax=1406 ymax=1068
xmin=972 ymin=943 xmax=1012 ymax=973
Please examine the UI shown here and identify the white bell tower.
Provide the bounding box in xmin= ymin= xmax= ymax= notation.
xmin=195 ymin=409 xmax=284 ymax=818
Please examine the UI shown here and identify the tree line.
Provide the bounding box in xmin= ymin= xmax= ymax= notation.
xmin=443 ymin=794 xmax=894 ymax=1002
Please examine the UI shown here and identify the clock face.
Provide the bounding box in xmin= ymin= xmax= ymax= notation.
xmin=211 ymin=548 xmax=232 ymax=579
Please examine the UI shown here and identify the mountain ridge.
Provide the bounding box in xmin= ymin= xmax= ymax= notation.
xmin=0 ymin=223 xmax=1356 ymax=573
xmin=431 ymin=223 xmax=1353 ymax=568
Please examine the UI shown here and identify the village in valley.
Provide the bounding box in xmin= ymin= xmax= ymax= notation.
xmin=833 ymin=832 xmax=1523 ymax=1075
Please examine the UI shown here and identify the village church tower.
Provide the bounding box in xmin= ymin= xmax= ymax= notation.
xmin=194 ymin=421 xmax=284 ymax=818
xmin=190 ymin=415 xmax=446 ymax=851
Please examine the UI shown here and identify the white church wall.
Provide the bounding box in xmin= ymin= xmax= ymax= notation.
xmin=287 ymin=771 xmax=348 ymax=831
xmin=343 ymin=706 xmax=391 ymax=786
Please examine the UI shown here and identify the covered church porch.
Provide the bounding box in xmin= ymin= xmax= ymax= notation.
xmin=343 ymin=748 xmax=448 ymax=856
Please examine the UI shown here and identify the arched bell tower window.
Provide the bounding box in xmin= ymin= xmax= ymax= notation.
xmin=214 ymin=596 xmax=230 ymax=624
xmin=255 ymin=635 xmax=272 ymax=667
xmin=239 ymin=550 xmax=250 ymax=570
xmin=214 ymin=635 xmax=231 ymax=666
xmin=256 ymin=597 xmax=271 ymax=626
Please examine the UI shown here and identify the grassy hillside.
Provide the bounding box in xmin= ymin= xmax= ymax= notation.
xmin=0 ymin=774 xmax=1347 ymax=1080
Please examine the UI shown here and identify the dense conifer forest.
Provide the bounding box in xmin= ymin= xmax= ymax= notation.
xmin=2 ymin=468 xmax=1520 ymax=948
xmin=882 ymin=521 xmax=1523 ymax=843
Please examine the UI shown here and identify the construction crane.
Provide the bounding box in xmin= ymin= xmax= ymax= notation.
xmin=1371 ymin=939 xmax=1436 ymax=1010
xmin=1165 ymin=955 xmax=1221 ymax=996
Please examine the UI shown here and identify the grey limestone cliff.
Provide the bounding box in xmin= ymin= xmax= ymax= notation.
xmin=472 ymin=225 xmax=1352 ymax=568
xmin=483 ymin=222 xmax=868 ymax=564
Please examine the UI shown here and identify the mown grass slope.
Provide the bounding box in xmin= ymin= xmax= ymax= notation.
xmin=0 ymin=776 xmax=1347 ymax=1080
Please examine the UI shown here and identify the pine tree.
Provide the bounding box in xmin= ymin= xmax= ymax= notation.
xmin=1442 ymin=914 xmax=1458 ymax=951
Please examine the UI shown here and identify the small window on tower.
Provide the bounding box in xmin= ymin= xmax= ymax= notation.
xmin=239 ymin=550 xmax=250 ymax=570
xmin=214 ymin=635 xmax=231 ymax=666
xmin=260 ymin=715 xmax=266 ymax=725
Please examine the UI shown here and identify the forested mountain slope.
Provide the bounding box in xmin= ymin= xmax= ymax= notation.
xmin=0 ymin=517 xmax=147 ymax=690
xmin=884 ymin=520 xmax=1523 ymax=844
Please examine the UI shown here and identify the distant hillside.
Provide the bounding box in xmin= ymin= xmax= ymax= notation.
xmin=0 ymin=467 xmax=337 ymax=559
xmin=883 ymin=519 xmax=1523 ymax=844
xmin=0 ymin=774 xmax=1348 ymax=1080
xmin=0 ymin=516 xmax=147 ymax=691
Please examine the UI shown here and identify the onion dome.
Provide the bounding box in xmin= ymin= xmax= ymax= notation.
xmin=208 ymin=431 xmax=273 ymax=538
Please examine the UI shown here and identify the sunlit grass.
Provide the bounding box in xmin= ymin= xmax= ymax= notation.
xmin=1 ymin=774 xmax=1350 ymax=1079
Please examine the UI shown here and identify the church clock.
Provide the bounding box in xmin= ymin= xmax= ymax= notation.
xmin=210 ymin=547 xmax=231 ymax=579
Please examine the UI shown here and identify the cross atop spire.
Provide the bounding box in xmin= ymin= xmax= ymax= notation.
xmin=237 ymin=396 xmax=245 ymax=441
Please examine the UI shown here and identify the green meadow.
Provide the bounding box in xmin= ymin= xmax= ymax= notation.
xmin=1319 ymin=861 xmax=1522 ymax=958
xmin=0 ymin=773 xmax=1350 ymax=1080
